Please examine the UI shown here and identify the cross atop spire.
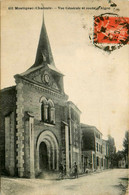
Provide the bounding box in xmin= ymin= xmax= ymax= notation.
xmin=30 ymin=14 xmax=55 ymax=69
xmin=42 ymin=3 xmax=45 ymax=24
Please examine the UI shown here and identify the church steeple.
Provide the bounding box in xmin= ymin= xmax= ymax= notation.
xmin=30 ymin=15 xmax=55 ymax=69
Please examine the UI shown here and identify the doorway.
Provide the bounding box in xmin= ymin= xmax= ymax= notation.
xmin=39 ymin=142 xmax=48 ymax=170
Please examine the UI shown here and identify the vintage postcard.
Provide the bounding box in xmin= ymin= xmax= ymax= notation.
xmin=0 ymin=0 xmax=129 ymax=195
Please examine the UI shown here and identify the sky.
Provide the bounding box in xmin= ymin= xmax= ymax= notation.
xmin=1 ymin=0 xmax=129 ymax=151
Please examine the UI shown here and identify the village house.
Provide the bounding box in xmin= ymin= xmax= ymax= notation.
xmin=81 ymin=124 xmax=109 ymax=171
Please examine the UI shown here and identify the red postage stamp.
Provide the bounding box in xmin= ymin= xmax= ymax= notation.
xmin=94 ymin=16 xmax=129 ymax=44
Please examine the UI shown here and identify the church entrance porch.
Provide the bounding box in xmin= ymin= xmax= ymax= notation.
xmin=36 ymin=130 xmax=59 ymax=175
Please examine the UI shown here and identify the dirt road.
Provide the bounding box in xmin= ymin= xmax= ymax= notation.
xmin=1 ymin=169 xmax=129 ymax=195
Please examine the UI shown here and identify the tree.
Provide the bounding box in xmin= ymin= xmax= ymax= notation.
xmin=115 ymin=150 xmax=124 ymax=168
xmin=123 ymin=131 xmax=128 ymax=155
xmin=108 ymin=135 xmax=116 ymax=168
xmin=123 ymin=131 xmax=128 ymax=168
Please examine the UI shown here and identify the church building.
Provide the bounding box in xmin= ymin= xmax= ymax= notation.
xmin=0 ymin=17 xmax=82 ymax=178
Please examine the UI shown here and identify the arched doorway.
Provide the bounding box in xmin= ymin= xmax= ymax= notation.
xmin=39 ymin=142 xmax=48 ymax=170
xmin=36 ymin=130 xmax=59 ymax=174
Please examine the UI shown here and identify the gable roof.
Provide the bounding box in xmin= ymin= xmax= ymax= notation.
xmin=20 ymin=64 xmax=43 ymax=76
xmin=81 ymin=123 xmax=102 ymax=135
xmin=19 ymin=63 xmax=63 ymax=77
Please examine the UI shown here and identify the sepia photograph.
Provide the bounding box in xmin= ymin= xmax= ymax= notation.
xmin=0 ymin=0 xmax=129 ymax=195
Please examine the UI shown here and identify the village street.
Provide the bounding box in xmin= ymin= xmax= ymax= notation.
xmin=1 ymin=169 xmax=129 ymax=195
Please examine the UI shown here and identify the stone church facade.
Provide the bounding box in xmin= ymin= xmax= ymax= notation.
xmin=0 ymin=18 xmax=82 ymax=178
xmin=0 ymin=17 xmax=110 ymax=178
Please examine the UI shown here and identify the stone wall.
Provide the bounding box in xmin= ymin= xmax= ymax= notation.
xmin=67 ymin=103 xmax=82 ymax=173
xmin=81 ymin=126 xmax=95 ymax=151
xmin=15 ymin=77 xmax=68 ymax=177
xmin=0 ymin=86 xmax=16 ymax=174
xmin=5 ymin=112 xmax=15 ymax=176
xmin=24 ymin=113 xmax=35 ymax=178
xmin=16 ymin=82 xmax=25 ymax=177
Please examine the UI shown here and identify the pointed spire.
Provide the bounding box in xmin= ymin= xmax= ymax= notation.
xmin=42 ymin=3 xmax=45 ymax=24
xmin=30 ymin=13 xmax=55 ymax=69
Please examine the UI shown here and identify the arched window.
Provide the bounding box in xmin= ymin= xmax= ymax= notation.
xmin=48 ymin=99 xmax=55 ymax=124
xmin=40 ymin=97 xmax=48 ymax=122
xmin=40 ymin=97 xmax=55 ymax=124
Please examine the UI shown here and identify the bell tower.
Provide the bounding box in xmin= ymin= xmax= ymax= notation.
xmin=26 ymin=15 xmax=65 ymax=94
